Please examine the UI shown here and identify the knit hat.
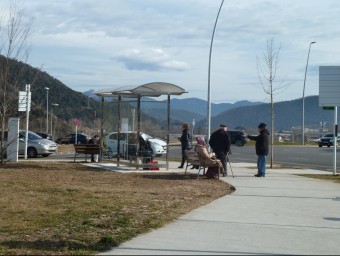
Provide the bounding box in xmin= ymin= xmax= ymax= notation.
xmin=258 ymin=123 xmax=266 ymax=129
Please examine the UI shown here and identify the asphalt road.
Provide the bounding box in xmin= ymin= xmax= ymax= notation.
xmin=166 ymin=144 xmax=340 ymax=173
xmin=30 ymin=144 xmax=340 ymax=173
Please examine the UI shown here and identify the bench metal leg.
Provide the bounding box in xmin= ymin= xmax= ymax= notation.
xmin=197 ymin=166 xmax=205 ymax=179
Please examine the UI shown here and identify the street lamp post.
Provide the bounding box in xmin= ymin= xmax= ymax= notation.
xmin=302 ymin=41 xmax=316 ymax=145
xmin=207 ymin=0 xmax=224 ymax=144
xmin=45 ymin=87 xmax=49 ymax=134
xmin=51 ymin=103 xmax=59 ymax=137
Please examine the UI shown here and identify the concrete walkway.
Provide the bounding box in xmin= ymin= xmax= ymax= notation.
xmin=98 ymin=162 xmax=340 ymax=255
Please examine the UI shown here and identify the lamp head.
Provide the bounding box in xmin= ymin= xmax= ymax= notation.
xmin=311 ymin=41 xmax=316 ymax=44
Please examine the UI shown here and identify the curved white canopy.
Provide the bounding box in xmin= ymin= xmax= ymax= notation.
xmin=94 ymin=82 xmax=187 ymax=98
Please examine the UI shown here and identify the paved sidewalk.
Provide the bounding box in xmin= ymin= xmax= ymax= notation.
xmin=99 ymin=162 xmax=340 ymax=255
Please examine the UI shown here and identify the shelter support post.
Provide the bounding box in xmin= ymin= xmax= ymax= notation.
xmin=136 ymin=95 xmax=141 ymax=170
xmin=166 ymin=94 xmax=170 ymax=170
xmin=100 ymin=96 xmax=104 ymax=162
xmin=117 ymin=96 xmax=121 ymax=166
xmin=333 ymin=106 xmax=338 ymax=175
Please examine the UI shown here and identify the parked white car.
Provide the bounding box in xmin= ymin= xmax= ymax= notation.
xmin=105 ymin=131 xmax=167 ymax=157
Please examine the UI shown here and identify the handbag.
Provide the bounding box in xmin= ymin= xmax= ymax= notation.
xmin=206 ymin=166 xmax=218 ymax=178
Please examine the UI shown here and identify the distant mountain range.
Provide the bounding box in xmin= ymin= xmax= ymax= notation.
xmin=2 ymin=54 xmax=335 ymax=136
xmin=83 ymin=89 xmax=262 ymax=122
xmin=206 ymin=95 xmax=338 ymax=131
xmin=84 ymin=89 xmax=337 ymax=131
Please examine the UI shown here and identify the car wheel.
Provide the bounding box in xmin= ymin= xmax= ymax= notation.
xmin=27 ymin=147 xmax=38 ymax=158
xmin=235 ymin=139 xmax=244 ymax=146
xmin=107 ymin=148 xmax=113 ymax=159
xmin=327 ymin=144 xmax=331 ymax=147
xmin=319 ymin=145 xmax=322 ymax=147
xmin=42 ymin=154 xmax=50 ymax=157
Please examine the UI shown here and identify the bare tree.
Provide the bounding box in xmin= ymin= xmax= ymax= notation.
xmin=0 ymin=0 xmax=33 ymax=164
xmin=256 ymin=38 xmax=290 ymax=168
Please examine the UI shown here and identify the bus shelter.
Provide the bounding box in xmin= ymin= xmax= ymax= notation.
xmin=94 ymin=82 xmax=187 ymax=170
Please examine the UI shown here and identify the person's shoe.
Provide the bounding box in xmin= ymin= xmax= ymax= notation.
xmin=178 ymin=165 xmax=184 ymax=168
xmin=254 ymin=174 xmax=262 ymax=177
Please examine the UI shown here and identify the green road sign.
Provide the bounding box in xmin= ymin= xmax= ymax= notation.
xmin=322 ymin=106 xmax=335 ymax=110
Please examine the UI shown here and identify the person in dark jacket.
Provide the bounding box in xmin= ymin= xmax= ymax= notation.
xmin=89 ymin=134 xmax=100 ymax=162
xmin=247 ymin=122 xmax=269 ymax=177
xmin=178 ymin=123 xmax=192 ymax=168
xmin=209 ymin=124 xmax=231 ymax=175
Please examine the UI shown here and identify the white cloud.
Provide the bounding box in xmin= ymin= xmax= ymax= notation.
xmin=2 ymin=0 xmax=340 ymax=103
xmin=113 ymin=48 xmax=189 ymax=71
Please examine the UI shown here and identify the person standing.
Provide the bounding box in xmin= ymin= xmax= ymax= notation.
xmin=89 ymin=134 xmax=100 ymax=162
xmin=178 ymin=123 xmax=192 ymax=168
xmin=247 ymin=122 xmax=269 ymax=177
xmin=209 ymin=124 xmax=231 ymax=175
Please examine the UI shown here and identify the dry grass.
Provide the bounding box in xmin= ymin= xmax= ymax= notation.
xmin=297 ymin=173 xmax=340 ymax=184
xmin=0 ymin=161 xmax=234 ymax=255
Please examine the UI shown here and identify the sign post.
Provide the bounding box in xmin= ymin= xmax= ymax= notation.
xmin=73 ymin=119 xmax=80 ymax=144
xmin=18 ymin=84 xmax=31 ymax=159
xmin=319 ymin=66 xmax=340 ymax=174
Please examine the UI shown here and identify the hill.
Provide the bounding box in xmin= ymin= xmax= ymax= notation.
xmin=0 ymin=56 xmax=125 ymax=139
xmin=84 ymin=90 xmax=336 ymax=132
xmin=206 ymin=96 xmax=338 ymax=131
xmin=3 ymin=56 xmax=335 ymax=138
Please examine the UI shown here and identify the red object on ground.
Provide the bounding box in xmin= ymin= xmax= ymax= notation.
xmin=149 ymin=161 xmax=159 ymax=170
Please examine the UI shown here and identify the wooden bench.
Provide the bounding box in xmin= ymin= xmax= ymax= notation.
xmin=74 ymin=144 xmax=100 ymax=162
xmin=184 ymin=150 xmax=201 ymax=176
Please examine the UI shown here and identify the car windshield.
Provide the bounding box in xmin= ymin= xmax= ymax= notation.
xmin=19 ymin=131 xmax=42 ymax=140
xmin=141 ymin=133 xmax=153 ymax=140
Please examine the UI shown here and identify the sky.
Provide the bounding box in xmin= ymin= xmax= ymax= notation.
xmin=1 ymin=0 xmax=340 ymax=104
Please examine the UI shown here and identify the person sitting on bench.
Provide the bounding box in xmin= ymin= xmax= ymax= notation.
xmin=195 ymin=136 xmax=224 ymax=177
xmin=89 ymin=134 xmax=100 ymax=162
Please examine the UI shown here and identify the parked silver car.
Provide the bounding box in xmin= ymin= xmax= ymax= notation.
xmin=2 ymin=130 xmax=58 ymax=158
xmin=18 ymin=131 xmax=58 ymax=157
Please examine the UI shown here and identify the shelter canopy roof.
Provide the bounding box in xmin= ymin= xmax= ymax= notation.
xmin=94 ymin=82 xmax=187 ymax=98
